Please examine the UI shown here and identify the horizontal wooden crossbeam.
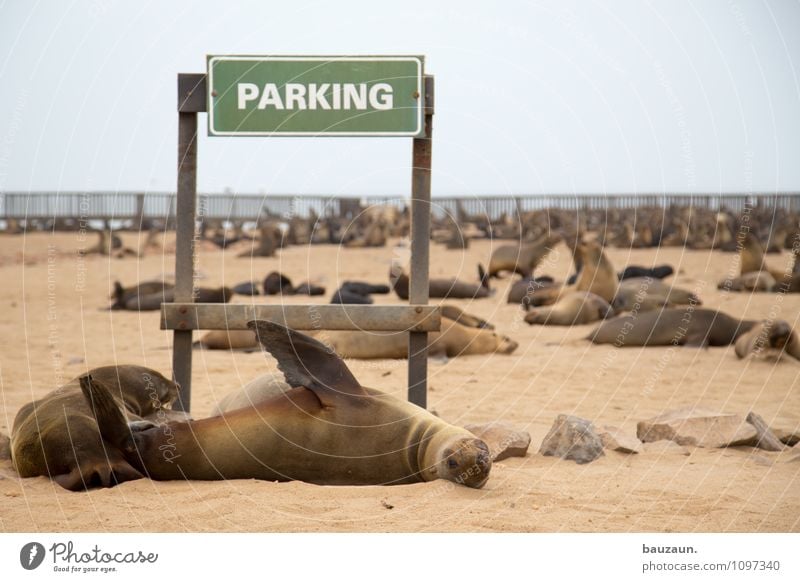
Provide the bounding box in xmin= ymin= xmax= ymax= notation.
xmin=161 ymin=303 xmax=441 ymax=332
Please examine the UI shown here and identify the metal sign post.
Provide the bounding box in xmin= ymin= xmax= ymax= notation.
xmin=165 ymin=57 xmax=436 ymax=412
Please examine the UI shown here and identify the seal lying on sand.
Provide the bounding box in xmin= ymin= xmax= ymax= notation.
xmin=588 ymin=307 xmax=755 ymax=348
xmin=330 ymin=280 xmax=392 ymax=304
xmin=612 ymin=277 xmax=701 ymax=312
xmin=83 ymin=321 xmax=492 ymax=488
xmin=263 ymin=272 xmax=325 ymax=296
xmin=618 ymin=265 xmax=674 ymax=281
xmin=111 ymin=284 xmax=233 ymax=311
xmin=566 ymin=264 xmax=674 ymax=285
xmin=134 ymin=286 xmax=234 ymax=311
xmin=506 ymin=277 xmax=555 ymax=305
xmin=487 ymin=233 xmax=560 ymax=278
xmin=194 ymin=306 xmax=514 ymax=357
xmin=314 ymin=317 xmax=517 ymax=359
xmin=524 ymin=291 xmax=613 ymax=326
xmin=734 ymin=320 xmax=800 ymax=361
xmin=330 ymin=288 xmax=374 ymax=304
xmin=11 ymin=366 xmax=180 ymax=490
xmin=232 ymin=281 xmax=260 ymax=296
xmin=111 ymin=281 xmax=174 ymax=309
xmin=391 ymin=264 xmax=492 ymax=300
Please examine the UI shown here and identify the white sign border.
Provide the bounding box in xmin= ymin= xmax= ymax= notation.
xmin=207 ymin=55 xmax=424 ymax=137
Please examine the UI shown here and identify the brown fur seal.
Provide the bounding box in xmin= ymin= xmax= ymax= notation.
xmin=735 ymin=320 xmax=800 ymax=361
xmin=524 ymin=291 xmax=613 ymax=326
xmin=390 ymin=264 xmax=492 ymax=300
xmin=487 ymin=233 xmax=560 ymax=278
xmin=314 ymin=316 xmax=518 ymax=359
xmin=588 ymin=307 xmax=756 ymax=347
xmin=111 ymin=281 xmax=174 ymax=310
xmin=718 ymin=271 xmax=777 ymax=293
xmin=126 ymin=286 xmax=234 ymax=311
xmin=11 ymin=366 xmax=179 ymax=490
xmin=614 ymin=277 xmax=702 ymax=309
xmin=506 ymin=277 xmax=556 ymax=306
xmin=195 ymin=310 xmax=517 ymax=358
xmin=83 ymin=321 xmax=492 ymax=488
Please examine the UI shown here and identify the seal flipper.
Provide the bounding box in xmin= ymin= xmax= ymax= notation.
xmin=79 ymin=375 xmax=138 ymax=455
xmin=247 ymin=320 xmax=368 ymax=407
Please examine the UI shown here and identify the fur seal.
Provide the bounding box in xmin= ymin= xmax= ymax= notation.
xmin=330 ymin=288 xmax=374 ymax=304
xmin=83 ymin=321 xmax=492 ymax=488
xmin=718 ymin=271 xmax=777 ymax=293
xmin=507 ymin=277 xmax=556 ymax=306
xmin=487 ymin=233 xmax=560 ymax=278
xmin=263 ymin=272 xmax=325 ymax=296
xmin=341 ymin=281 xmax=391 ymax=295
xmin=232 ymin=281 xmax=260 ymax=296
xmin=128 ymin=286 xmax=234 ymax=311
xmin=111 ymin=281 xmax=174 ymax=310
xmin=524 ymin=291 xmax=613 ymax=326
xmin=567 ymin=265 xmax=675 ymax=285
xmin=194 ymin=307 xmax=515 ymax=358
xmin=618 ymin=265 xmax=674 ymax=281
xmin=263 ymin=272 xmax=294 ymax=295
xmin=588 ymin=307 xmax=756 ymax=347
xmin=734 ymin=320 xmax=800 ymax=361
xmin=314 ymin=316 xmax=517 ymax=359
xmin=390 ymin=264 xmax=492 ymax=300
xmin=11 ymin=366 xmax=179 ymax=490
xmin=613 ymin=277 xmax=701 ymax=310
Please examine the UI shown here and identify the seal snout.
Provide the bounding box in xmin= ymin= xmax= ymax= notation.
xmin=443 ymin=438 xmax=492 ymax=489
xmin=768 ymin=320 xmax=793 ymax=349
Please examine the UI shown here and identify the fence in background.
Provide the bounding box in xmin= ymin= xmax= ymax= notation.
xmin=1 ymin=191 xmax=798 ymax=224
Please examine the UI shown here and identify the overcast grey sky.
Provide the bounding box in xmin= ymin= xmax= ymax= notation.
xmin=1 ymin=0 xmax=798 ymax=196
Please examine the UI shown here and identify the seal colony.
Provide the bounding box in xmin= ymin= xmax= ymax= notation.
xmin=81 ymin=321 xmax=492 ymax=489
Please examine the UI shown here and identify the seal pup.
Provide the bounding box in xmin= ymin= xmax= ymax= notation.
xmin=487 ymin=233 xmax=560 ymax=278
xmin=128 ymin=286 xmax=234 ymax=311
xmin=588 ymin=307 xmax=756 ymax=348
xmin=111 ymin=281 xmax=174 ymax=310
xmin=618 ymin=265 xmax=674 ymax=281
xmin=330 ymin=288 xmax=374 ymax=304
xmin=524 ymin=291 xmax=613 ymax=326
xmin=83 ymin=321 xmax=492 ymax=488
xmin=232 ymin=281 xmax=261 ymax=296
xmin=390 ymin=264 xmax=492 ymax=300
xmin=735 ymin=320 xmax=800 ymax=361
xmin=11 ymin=366 xmax=179 ymax=491
xmin=341 ymin=281 xmax=391 ymax=296
xmin=262 ymin=272 xmax=324 ymax=296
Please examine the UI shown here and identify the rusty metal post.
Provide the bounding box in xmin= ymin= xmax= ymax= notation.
xmin=408 ymin=75 xmax=434 ymax=408
xmin=172 ymin=73 xmax=206 ymax=412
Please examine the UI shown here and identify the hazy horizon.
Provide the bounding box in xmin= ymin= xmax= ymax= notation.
xmin=1 ymin=0 xmax=799 ymax=196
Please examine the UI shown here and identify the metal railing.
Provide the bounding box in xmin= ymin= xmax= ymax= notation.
xmin=2 ymin=191 xmax=798 ymax=223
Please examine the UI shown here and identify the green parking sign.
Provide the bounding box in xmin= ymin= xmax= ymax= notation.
xmin=207 ymin=55 xmax=424 ymax=136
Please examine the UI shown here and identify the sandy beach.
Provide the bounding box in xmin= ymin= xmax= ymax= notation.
xmin=0 ymin=231 xmax=798 ymax=532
